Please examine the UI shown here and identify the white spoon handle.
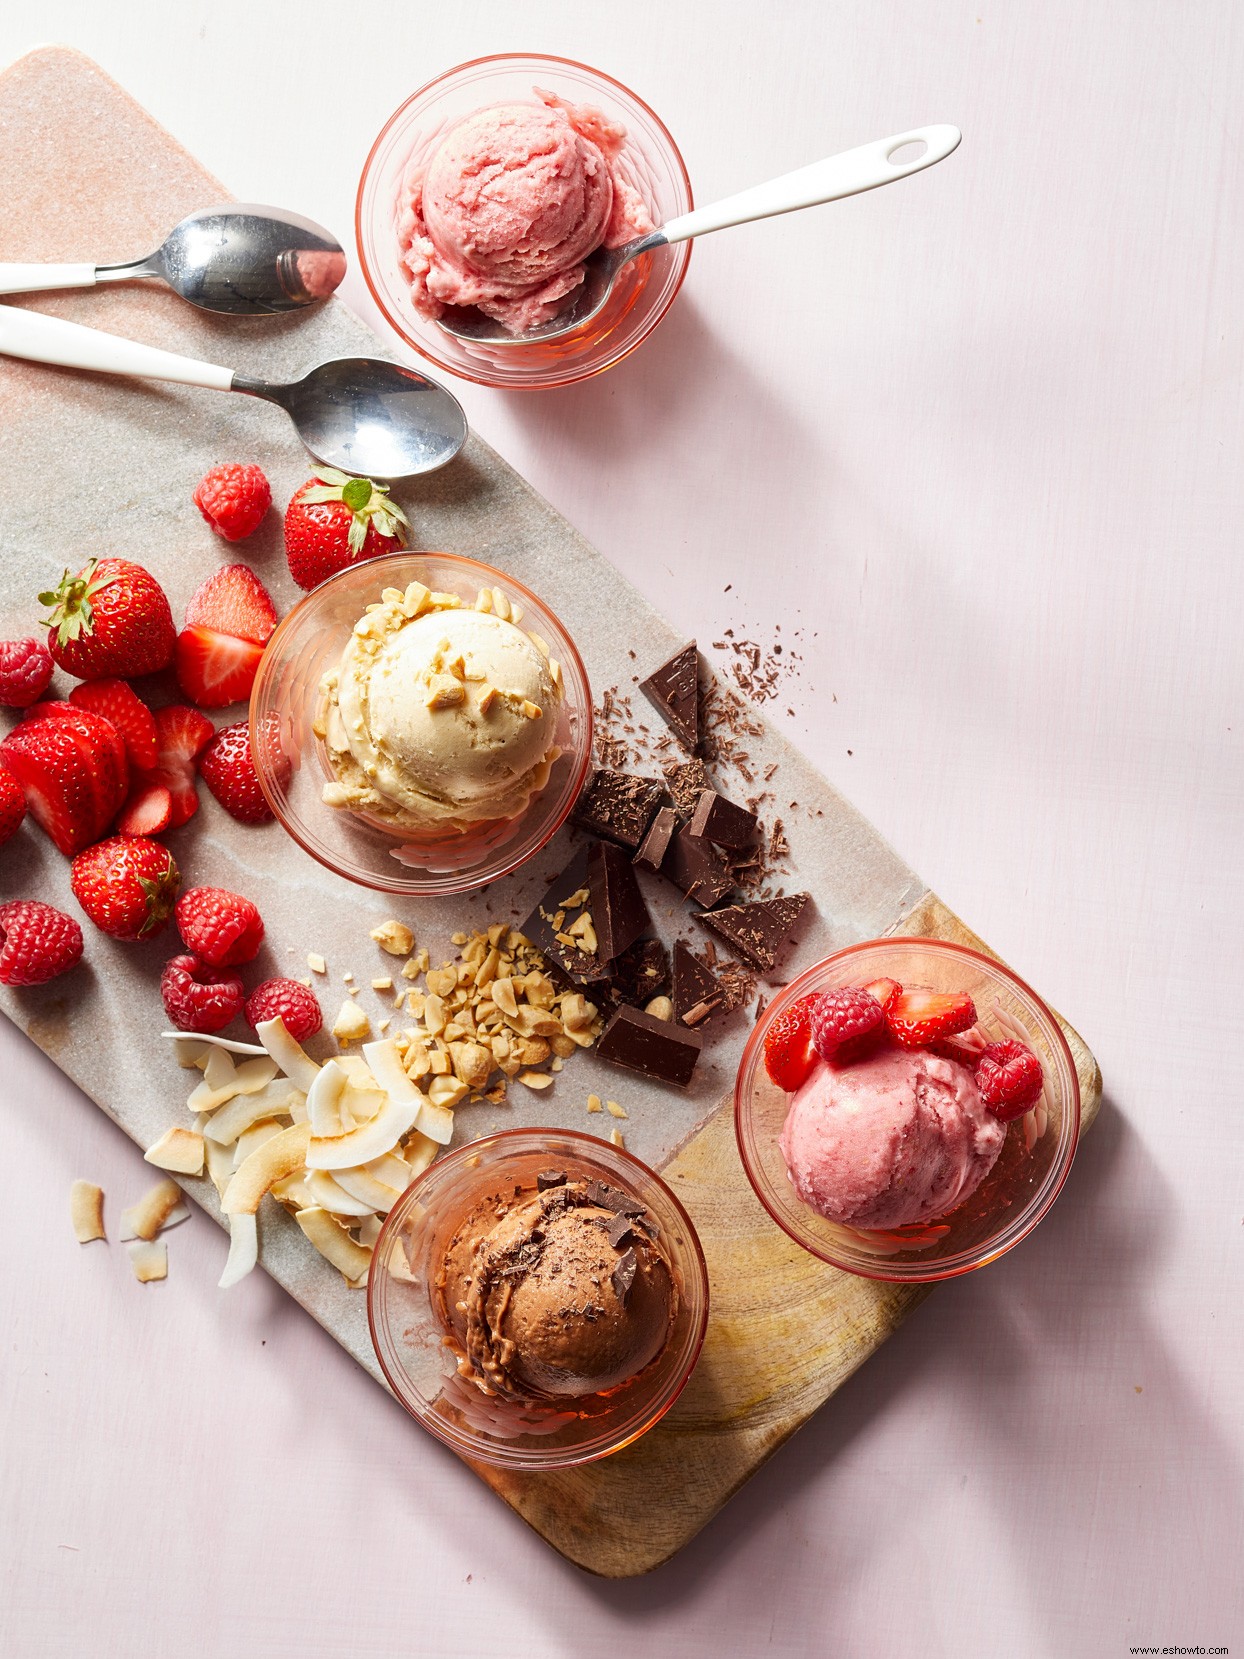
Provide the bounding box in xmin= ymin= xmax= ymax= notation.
xmin=660 ymin=123 xmax=961 ymax=245
xmin=0 ymin=302 xmax=235 ymax=391
xmin=0 ymin=262 xmax=98 ymax=296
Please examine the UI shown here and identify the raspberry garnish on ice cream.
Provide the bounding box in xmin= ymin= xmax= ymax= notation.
xmin=809 ymin=987 xmax=886 ymax=1062
xmin=975 ymin=1039 xmax=1044 ymax=1120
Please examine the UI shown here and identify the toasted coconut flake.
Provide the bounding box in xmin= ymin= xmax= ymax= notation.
xmin=70 ymin=1180 xmax=105 ymax=1243
xmin=294 ymin=1207 xmax=372 ymax=1282
xmin=204 ymin=1081 xmax=299 ymax=1146
xmin=161 ymin=1203 xmax=191 ymax=1231
xmin=218 ymin=1212 xmax=258 ymax=1289
xmin=356 ymin=1214 xmax=383 ymax=1249
xmin=204 ymin=1134 xmax=235 ymax=1202
xmin=416 ymin=1098 xmax=455 ymax=1146
xmin=306 ymin=1093 xmax=422 ymax=1172
xmin=123 ymin=1179 xmax=182 ymax=1242
xmin=403 ymin=1132 xmax=439 ymax=1177
xmin=255 ymin=1016 xmax=322 ymax=1093
xmin=232 ymin=1119 xmax=285 ymax=1169
xmin=127 ymin=1239 xmax=168 ymax=1283
xmin=306 ymin=1169 xmax=378 ymax=1218
xmin=171 ymin=1038 xmax=210 ymax=1070
xmin=333 ymin=1164 xmax=402 ymax=1214
xmin=307 ymin=1059 xmax=351 ymax=1136
xmin=162 ymin=1031 xmax=266 ymax=1059
xmin=223 ymin=1122 xmax=313 ymax=1215
xmin=341 ymin=1085 xmax=385 ymax=1128
xmin=144 ymin=1127 xmax=205 ymax=1175
xmin=270 ymin=1172 xmax=318 ymax=1210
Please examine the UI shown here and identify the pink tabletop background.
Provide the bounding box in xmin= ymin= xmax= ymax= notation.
xmin=3 ymin=4 xmax=1242 ymax=1655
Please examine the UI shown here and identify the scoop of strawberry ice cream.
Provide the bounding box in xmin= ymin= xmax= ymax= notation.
xmin=397 ymin=89 xmax=653 ymax=334
xmin=779 ymin=1046 xmax=1006 ymax=1230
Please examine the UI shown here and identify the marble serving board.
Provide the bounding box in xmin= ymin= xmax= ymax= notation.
xmin=0 ymin=47 xmax=1099 ymax=1578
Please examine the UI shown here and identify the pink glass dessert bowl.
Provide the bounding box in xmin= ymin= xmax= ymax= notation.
xmin=356 ymin=53 xmax=693 ymax=388
xmin=735 ymin=938 xmax=1081 ymax=1282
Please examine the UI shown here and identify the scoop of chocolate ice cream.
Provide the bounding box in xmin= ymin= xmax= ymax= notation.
xmin=436 ymin=1174 xmax=676 ymax=1401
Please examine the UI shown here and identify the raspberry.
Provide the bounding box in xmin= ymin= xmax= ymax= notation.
xmin=809 ymin=987 xmax=886 ymax=1061
xmin=193 ymin=464 xmax=271 ymax=542
xmin=0 ymin=768 xmax=26 ymax=846
xmin=0 ymin=637 xmax=54 ymax=708
xmin=245 ymin=977 xmax=322 ymax=1041
xmin=0 ymin=900 xmax=84 ymax=985
xmin=976 ymin=1040 xmax=1044 ymax=1120
xmin=160 ymin=952 xmax=245 ymax=1033
xmin=175 ymin=886 xmax=265 ymax=967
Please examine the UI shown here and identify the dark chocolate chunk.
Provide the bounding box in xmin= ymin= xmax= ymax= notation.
xmin=664 ymin=827 xmax=736 ymax=908
xmin=536 ymin=1169 xmax=567 ymax=1191
xmin=587 ymin=838 xmax=650 ymax=963
xmin=611 ymin=1247 xmax=638 ymax=1305
xmin=611 ymin=937 xmax=671 ymax=1007
xmin=639 ymin=641 xmax=700 ymax=751
xmin=688 ymin=788 xmax=759 ymax=849
xmin=606 ymin=1212 xmax=637 ymax=1249
xmin=664 ymin=758 xmax=713 ymax=821
xmin=520 ymin=847 xmax=612 ymax=988
xmin=573 ymin=771 xmax=664 ymax=850
xmin=697 ymin=892 xmax=812 ymax=971
xmin=597 ymin=1004 xmax=703 ymax=1087
xmin=583 ymin=1180 xmax=646 ymax=1217
xmin=633 ymin=805 xmax=677 ymax=873
xmin=673 ymin=940 xmax=725 ymax=1027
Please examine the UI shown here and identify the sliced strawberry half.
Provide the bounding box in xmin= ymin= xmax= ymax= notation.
xmin=860 ymin=976 xmax=902 ymax=1012
xmin=175 ymin=625 xmax=265 ymax=709
xmin=184 ymin=564 xmax=278 ymax=645
xmin=69 ymin=678 xmax=159 ymax=770
xmin=886 ymin=987 xmax=978 ymax=1051
xmin=762 ymin=994 xmax=820 ymax=1092
xmin=115 ymin=778 xmax=173 ymax=836
xmin=140 ymin=704 xmax=215 ymax=828
xmin=17 ymin=702 xmax=128 ymax=839
xmin=0 ymin=719 xmax=101 ymax=855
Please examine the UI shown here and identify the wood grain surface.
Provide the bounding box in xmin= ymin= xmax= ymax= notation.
xmin=0 ymin=46 xmax=1101 ymax=1582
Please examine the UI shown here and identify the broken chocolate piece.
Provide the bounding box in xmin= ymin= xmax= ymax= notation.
xmin=587 ymin=838 xmax=651 ymax=963
xmin=697 ymin=892 xmax=812 ymax=971
xmin=611 ymin=1247 xmax=638 ymax=1305
xmin=605 ymin=1212 xmax=637 ymax=1249
xmin=664 ymin=827 xmax=736 ymax=908
xmin=640 ymin=641 xmax=700 ymax=751
xmin=688 ymin=788 xmax=758 ymax=849
xmin=633 ymin=805 xmax=677 ymax=874
xmin=520 ymin=847 xmax=612 ymax=988
xmin=573 ymin=770 xmax=665 ymax=850
xmin=673 ymin=940 xmax=724 ymax=1027
xmin=536 ymin=1170 xmax=567 ymax=1191
xmin=611 ymin=937 xmax=671 ymax=1007
xmin=597 ymin=1005 xmax=703 ymax=1087
xmin=664 ymin=758 xmax=712 ymax=821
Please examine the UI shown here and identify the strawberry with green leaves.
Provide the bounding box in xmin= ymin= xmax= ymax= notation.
xmin=283 ymin=469 xmax=409 ymax=591
xmin=40 ymin=557 xmax=175 ymax=681
xmin=71 ymin=835 xmax=180 ymax=941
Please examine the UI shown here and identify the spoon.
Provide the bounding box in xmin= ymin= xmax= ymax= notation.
xmin=438 ymin=124 xmax=962 ymax=345
xmin=0 ymin=204 xmax=346 ymax=315
xmin=0 ymin=304 xmax=467 ymax=478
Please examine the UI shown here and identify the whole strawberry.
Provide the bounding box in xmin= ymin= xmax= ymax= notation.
xmin=0 ymin=769 xmax=26 ymax=846
xmin=0 ymin=900 xmax=84 ymax=985
xmin=198 ymin=718 xmax=276 ymax=824
xmin=284 ymin=469 xmax=410 ymax=591
xmin=175 ymin=885 xmax=264 ymax=966
xmin=161 ymin=952 xmax=245 ymax=1033
xmin=0 ymin=636 xmax=54 ymax=708
xmin=41 ymin=557 xmax=175 ymax=680
xmin=194 ymin=463 xmax=271 ymax=542
xmin=246 ymin=977 xmax=322 ymax=1041
xmin=71 ymin=835 xmax=180 ymax=941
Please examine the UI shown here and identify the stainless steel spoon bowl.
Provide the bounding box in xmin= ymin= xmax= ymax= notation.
xmin=0 ymin=204 xmax=347 ymax=315
xmin=0 ymin=304 xmax=467 ymax=479
xmin=438 ymin=124 xmax=961 ymax=346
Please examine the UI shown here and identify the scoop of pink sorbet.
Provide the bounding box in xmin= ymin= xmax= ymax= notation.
xmin=397 ymin=89 xmax=652 ymax=334
xmin=779 ymin=1046 xmax=1006 ymax=1230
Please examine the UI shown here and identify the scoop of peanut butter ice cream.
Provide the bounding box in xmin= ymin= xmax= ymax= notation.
xmin=437 ymin=1175 xmax=676 ymax=1401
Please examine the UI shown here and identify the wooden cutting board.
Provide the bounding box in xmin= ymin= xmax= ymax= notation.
xmin=0 ymin=46 xmax=1099 ymax=1578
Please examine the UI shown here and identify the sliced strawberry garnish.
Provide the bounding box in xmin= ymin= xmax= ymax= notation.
xmin=175 ymin=625 xmax=265 ymax=709
xmin=0 ymin=720 xmax=100 ymax=855
xmin=142 ymin=704 xmax=214 ymax=828
xmin=763 ymin=994 xmax=820 ymax=1091
xmin=859 ymin=976 xmax=902 ymax=1012
xmin=68 ymin=679 xmax=158 ymax=770
xmin=886 ymin=987 xmax=977 ymax=1051
xmin=184 ymin=564 xmax=277 ymax=645
xmin=115 ymin=778 xmax=173 ymax=836
xmin=17 ymin=703 xmax=128 ymax=839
